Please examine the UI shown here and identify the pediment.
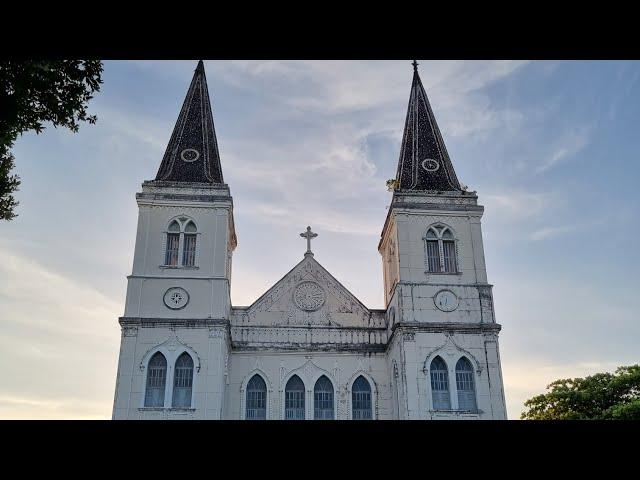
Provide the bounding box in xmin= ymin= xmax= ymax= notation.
xmin=240 ymin=255 xmax=371 ymax=327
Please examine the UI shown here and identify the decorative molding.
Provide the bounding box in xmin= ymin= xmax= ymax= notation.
xmin=138 ymin=331 xmax=202 ymax=373
xmin=422 ymin=333 xmax=483 ymax=375
xmin=122 ymin=326 xmax=138 ymax=337
xmin=209 ymin=327 xmax=226 ymax=338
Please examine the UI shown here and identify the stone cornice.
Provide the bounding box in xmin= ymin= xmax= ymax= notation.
xmin=389 ymin=322 xmax=501 ymax=342
xmin=119 ymin=317 xmax=230 ymax=329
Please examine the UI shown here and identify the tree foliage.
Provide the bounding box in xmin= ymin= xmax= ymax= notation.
xmin=0 ymin=60 xmax=103 ymax=220
xmin=521 ymin=365 xmax=640 ymax=420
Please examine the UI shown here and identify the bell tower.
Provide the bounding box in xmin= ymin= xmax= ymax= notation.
xmin=112 ymin=61 xmax=236 ymax=419
xmin=380 ymin=61 xmax=507 ymax=419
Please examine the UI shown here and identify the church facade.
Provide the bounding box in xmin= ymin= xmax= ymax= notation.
xmin=111 ymin=61 xmax=507 ymax=420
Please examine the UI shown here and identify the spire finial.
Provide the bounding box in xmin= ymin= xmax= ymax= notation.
xmin=412 ymin=59 xmax=419 ymax=72
xmin=196 ymin=60 xmax=205 ymax=72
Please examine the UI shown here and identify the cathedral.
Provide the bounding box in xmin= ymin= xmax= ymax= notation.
xmin=112 ymin=61 xmax=507 ymax=420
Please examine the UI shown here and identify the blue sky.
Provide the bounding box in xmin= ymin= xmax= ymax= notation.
xmin=1 ymin=60 xmax=638 ymax=418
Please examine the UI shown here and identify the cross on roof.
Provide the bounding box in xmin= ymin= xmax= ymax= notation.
xmin=300 ymin=226 xmax=318 ymax=256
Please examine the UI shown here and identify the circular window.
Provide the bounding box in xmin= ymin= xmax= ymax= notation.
xmin=293 ymin=281 xmax=326 ymax=311
xmin=163 ymin=287 xmax=190 ymax=310
xmin=180 ymin=148 xmax=200 ymax=163
xmin=421 ymin=158 xmax=440 ymax=172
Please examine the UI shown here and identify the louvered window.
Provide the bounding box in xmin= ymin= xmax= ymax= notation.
xmin=425 ymin=226 xmax=458 ymax=273
xmin=164 ymin=219 xmax=198 ymax=267
xmin=144 ymin=352 xmax=167 ymax=407
xmin=246 ymin=375 xmax=267 ymax=420
xmin=165 ymin=233 xmax=180 ymax=266
xmin=285 ymin=375 xmax=305 ymax=420
xmin=183 ymin=234 xmax=197 ymax=266
xmin=352 ymin=376 xmax=372 ymax=420
xmin=443 ymin=240 xmax=456 ymax=273
xmin=172 ymin=353 xmax=194 ymax=408
xmin=314 ymin=375 xmax=334 ymax=420
xmin=456 ymin=357 xmax=477 ymax=412
xmin=430 ymin=356 xmax=451 ymax=410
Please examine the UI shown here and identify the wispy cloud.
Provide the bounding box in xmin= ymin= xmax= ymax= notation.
xmin=529 ymin=220 xmax=602 ymax=241
xmin=535 ymin=127 xmax=591 ymax=174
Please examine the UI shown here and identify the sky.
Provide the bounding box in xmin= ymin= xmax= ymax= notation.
xmin=1 ymin=60 xmax=639 ymax=419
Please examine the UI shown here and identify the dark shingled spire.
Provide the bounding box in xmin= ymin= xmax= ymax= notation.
xmin=395 ymin=61 xmax=461 ymax=191
xmin=155 ymin=60 xmax=224 ymax=184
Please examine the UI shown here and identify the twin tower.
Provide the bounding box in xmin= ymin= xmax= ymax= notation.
xmin=112 ymin=61 xmax=507 ymax=420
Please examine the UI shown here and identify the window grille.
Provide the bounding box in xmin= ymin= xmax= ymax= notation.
xmin=183 ymin=234 xmax=197 ymax=267
xmin=352 ymin=376 xmax=372 ymax=420
xmin=165 ymin=233 xmax=180 ymax=266
xmin=430 ymin=356 xmax=451 ymax=410
xmin=285 ymin=375 xmax=305 ymax=420
xmin=426 ymin=240 xmax=440 ymax=272
xmin=246 ymin=375 xmax=267 ymax=420
xmin=456 ymin=357 xmax=477 ymax=412
xmin=314 ymin=375 xmax=334 ymax=420
xmin=443 ymin=240 xmax=457 ymax=273
xmin=172 ymin=353 xmax=194 ymax=408
xmin=144 ymin=352 xmax=167 ymax=407
xmin=425 ymin=226 xmax=458 ymax=273
xmin=165 ymin=219 xmax=198 ymax=267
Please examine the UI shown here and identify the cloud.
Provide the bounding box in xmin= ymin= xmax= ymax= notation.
xmin=0 ymin=247 xmax=120 ymax=419
xmin=482 ymin=190 xmax=557 ymax=220
xmin=535 ymin=128 xmax=591 ymax=174
xmin=528 ymin=220 xmax=602 ymax=241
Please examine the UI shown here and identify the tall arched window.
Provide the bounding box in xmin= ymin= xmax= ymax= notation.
xmin=425 ymin=225 xmax=458 ymax=273
xmin=182 ymin=221 xmax=197 ymax=267
xmin=430 ymin=356 xmax=451 ymax=410
xmin=144 ymin=352 xmax=167 ymax=407
xmin=164 ymin=218 xmax=198 ymax=267
xmin=314 ymin=375 xmax=334 ymax=420
xmin=165 ymin=221 xmax=180 ymax=266
xmin=172 ymin=352 xmax=194 ymax=408
xmin=246 ymin=375 xmax=267 ymax=420
xmin=285 ymin=375 xmax=305 ymax=420
xmin=352 ymin=376 xmax=372 ymax=420
xmin=455 ymin=357 xmax=477 ymax=412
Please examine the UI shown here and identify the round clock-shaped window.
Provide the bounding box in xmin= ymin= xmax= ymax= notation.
xmin=434 ymin=289 xmax=458 ymax=312
xmin=421 ymin=158 xmax=440 ymax=172
xmin=293 ymin=281 xmax=326 ymax=311
xmin=180 ymin=148 xmax=200 ymax=163
xmin=163 ymin=287 xmax=189 ymax=310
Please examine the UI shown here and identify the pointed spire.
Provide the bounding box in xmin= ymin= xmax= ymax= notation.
xmin=395 ymin=61 xmax=461 ymax=191
xmin=155 ymin=60 xmax=224 ymax=184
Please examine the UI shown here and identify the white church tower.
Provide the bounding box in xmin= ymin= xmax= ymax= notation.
xmin=379 ymin=61 xmax=506 ymax=419
xmin=112 ymin=61 xmax=236 ymax=419
xmin=112 ymin=61 xmax=507 ymax=420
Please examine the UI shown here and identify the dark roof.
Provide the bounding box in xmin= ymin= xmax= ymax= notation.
xmin=395 ymin=61 xmax=461 ymax=191
xmin=155 ymin=60 xmax=224 ymax=184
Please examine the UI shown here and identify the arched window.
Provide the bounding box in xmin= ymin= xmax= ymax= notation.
xmin=285 ymin=375 xmax=305 ymax=420
xmin=425 ymin=226 xmax=458 ymax=273
xmin=430 ymin=356 xmax=451 ymax=410
xmin=352 ymin=376 xmax=372 ymax=420
xmin=455 ymin=357 xmax=477 ymax=412
xmin=165 ymin=221 xmax=180 ymax=266
xmin=314 ymin=375 xmax=334 ymax=420
xmin=172 ymin=352 xmax=194 ymax=408
xmin=164 ymin=218 xmax=198 ymax=267
xmin=144 ymin=352 xmax=167 ymax=407
xmin=246 ymin=375 xmax=267 ymax=420
xmin=183 ymin=221 xmax=197 ymax=267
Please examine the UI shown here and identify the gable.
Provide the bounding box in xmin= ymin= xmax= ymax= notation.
xmin=235 ymin=256 xmax=372 ymax=328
